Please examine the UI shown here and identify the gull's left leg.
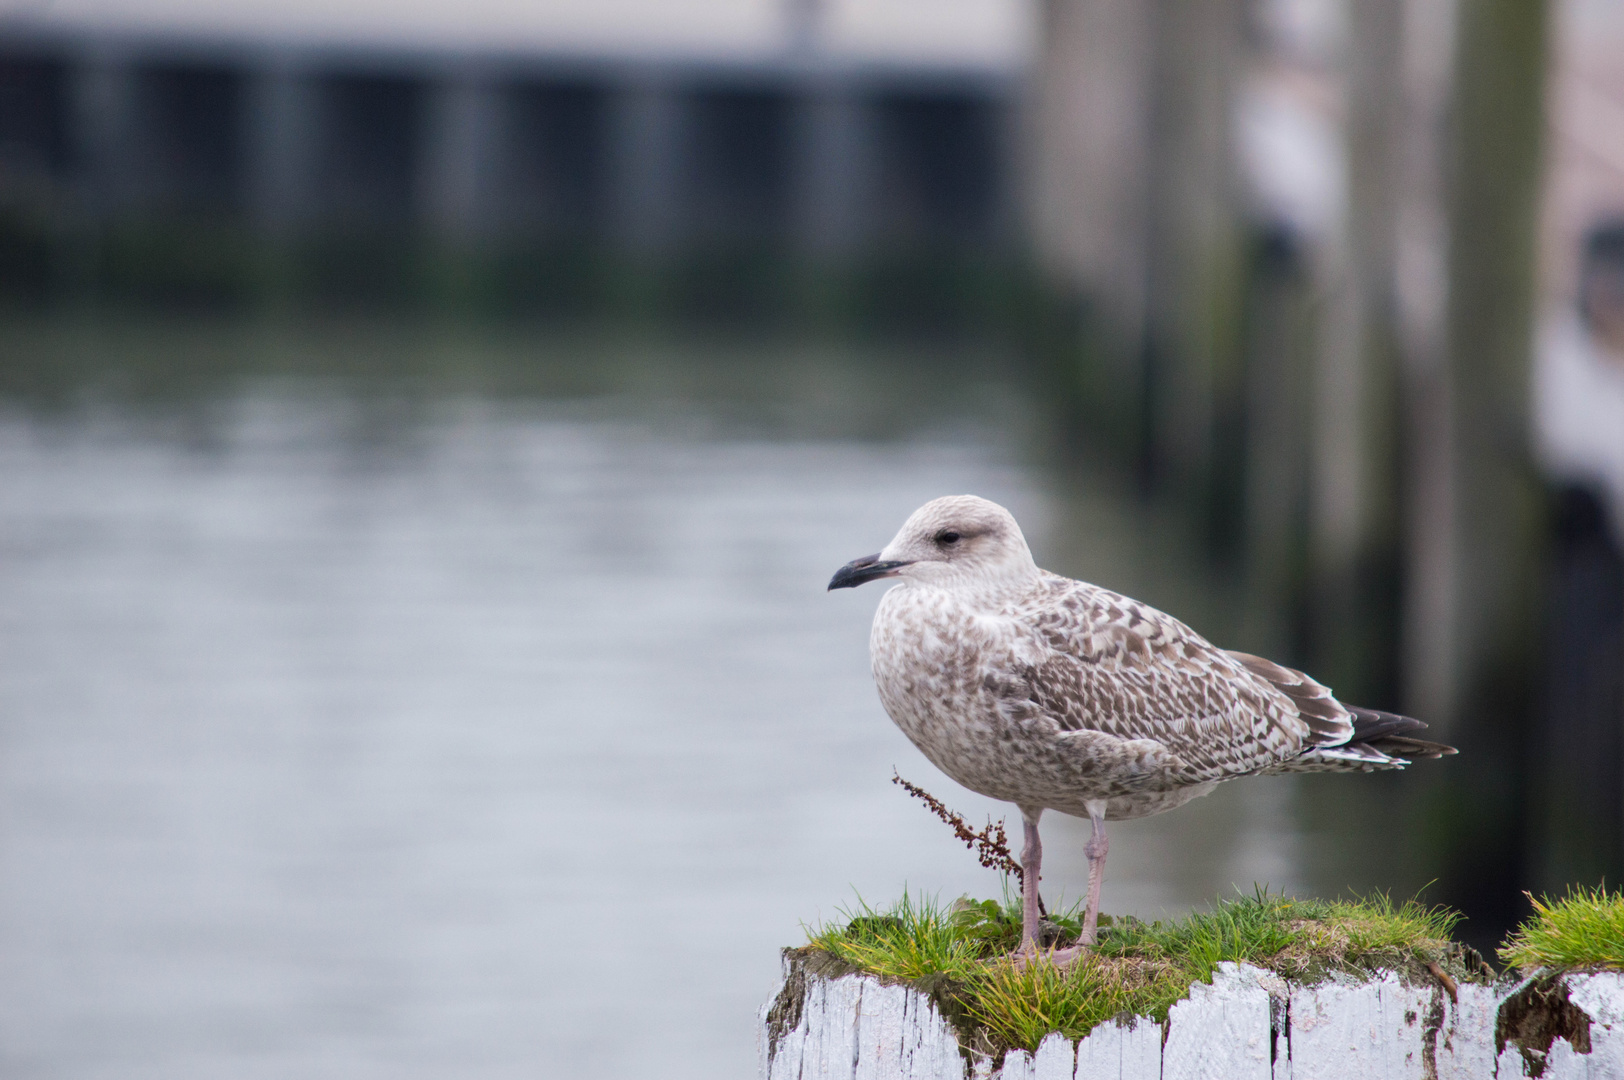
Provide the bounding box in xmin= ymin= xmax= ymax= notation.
xmin=1079 ymin=803 xmax=1109 ymax=946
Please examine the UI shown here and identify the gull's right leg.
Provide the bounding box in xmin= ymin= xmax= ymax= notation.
xmin=1040 ymin=801 xmax=1110 ymax=968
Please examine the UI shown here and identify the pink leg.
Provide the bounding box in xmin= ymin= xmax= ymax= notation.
xmin=1033 ymin=806 xmax=1111 ymax=968
xmin=1079 ymin=807 xmax=1109 ymax=946
xmin=1017 ymin=813 xmax=1043 ymax=956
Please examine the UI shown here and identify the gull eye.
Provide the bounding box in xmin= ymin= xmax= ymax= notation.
xmin=938 ymin=531 xmax=961 ymax=545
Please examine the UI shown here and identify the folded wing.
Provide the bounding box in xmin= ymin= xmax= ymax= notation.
xmin=992 ymin=575 xmax=1454 ymax=784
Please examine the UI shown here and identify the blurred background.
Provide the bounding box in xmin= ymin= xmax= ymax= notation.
xmin=0 ymin=0 xmax=1620 ymax=1076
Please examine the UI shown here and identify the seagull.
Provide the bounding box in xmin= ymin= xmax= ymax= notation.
xmin=828 ymin=495 xmax=1455 ymax=960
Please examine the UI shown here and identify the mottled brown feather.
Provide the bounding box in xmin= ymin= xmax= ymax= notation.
xmin=1225 ymin=651 xmax=1355 ymax=746
xmin=989 ymin=574 xmax=1316 ymax=786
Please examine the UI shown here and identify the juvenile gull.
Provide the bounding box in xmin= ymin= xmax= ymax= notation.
xmin=828 ymin=495 xmax=1455 ymax=960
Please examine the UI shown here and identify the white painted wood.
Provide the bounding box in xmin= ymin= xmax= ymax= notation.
xmin=791 ymin=972 xmax=859 ymax=1080
xmin=1030 ymin=1031 xmax=1078 ymax=1080
xmin=760 ymin=958 xmax=1624 ymax=1080
xmin=1435 ymin=981 xmax=1501 ymax=1079
xmin=996 ymin=1047 xmax=1037 ymax=1080
xmin=762 ymin=963 xmax=971 ymax=1080
xmin=997 ymin=1031 xmax=1081 ymax=1080
xmin=1039 ymin=1026 xmax=1078 ymax=1078
xmin=1069 ymin=1019 xmax=1126 ymax=1080
xmin=1286 ymin=970 xmax=1434 ymax=1080
xmin=1545 ymin=973 xmax=1624 ymax=1080
xmin=1039 ymin=1015 xmax=1161 ymax=1080
xmin=1116 ymin=1016 xmax=1164 ymax=1079
xmin=1496 ymin=1045 xmax=1532 ymax=1077
xmin=853 ymin=979 xmax=913 ymax=1080
xmin=1162 ymin=962 xmax=1275 ymax=1080
xmin=1032 ymin=1013 xmax=1162 ymax=1078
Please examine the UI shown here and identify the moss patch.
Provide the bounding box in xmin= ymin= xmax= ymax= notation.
xmin=804 ymin=889 xmax=1476 ymax=1055
xmin=1500 ymin=886 xmax=1624 ymax=973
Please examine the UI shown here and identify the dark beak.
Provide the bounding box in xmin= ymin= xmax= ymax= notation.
xmin=827 ymin=553 xmax=913 ymax=591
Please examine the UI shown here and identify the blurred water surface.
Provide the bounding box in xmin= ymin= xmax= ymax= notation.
xmin=0 ymin=320 xmax=1386 ymax=1079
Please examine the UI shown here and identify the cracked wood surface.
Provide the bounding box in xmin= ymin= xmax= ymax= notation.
xmin=759 ymin=957 xmax=1624 ymax=1079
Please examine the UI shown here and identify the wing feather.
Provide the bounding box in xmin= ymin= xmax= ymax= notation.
xmin=981 ymin=573 xmax=1454 ymax=783
xmin=1224 ymin=651 xmax=1355 ymax=746
xmin=991 ymin=574 xmax=1314 ymax=784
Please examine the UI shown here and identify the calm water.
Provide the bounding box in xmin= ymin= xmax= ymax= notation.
xmin=0 ymin=321 xmax=1402 ymax=1079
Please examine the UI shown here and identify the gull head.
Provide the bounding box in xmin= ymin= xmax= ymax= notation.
xmin=827 ymin=495 xmax=1037 ymax=597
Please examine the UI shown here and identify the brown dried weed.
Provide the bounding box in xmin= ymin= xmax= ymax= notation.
xmin=891 ymin=770 xmax=1025 ymax=887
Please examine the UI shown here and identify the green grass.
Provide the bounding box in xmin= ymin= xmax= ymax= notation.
xmin=1499 ymin=886 xmax=1624 ymax=972
xmin=805 ymin=888 xmax=1465 ymax=1053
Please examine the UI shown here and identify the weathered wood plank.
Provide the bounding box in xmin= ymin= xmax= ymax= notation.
xmin=1287 ymin=971 xmax=1435 ymax=1079
xmin=760 ymin=958 xmax=1624 ymax=1080
xmin=997 ymin=1031 xmax=1080 ymax=1080
xmin=1071 ymin=1015 xmax=1160 ymax=1080
xmin=1543 ymin=973 xmax=1624 ymax=1079
xmin=1162 ymin=963 xmax=1274 ymax=1080
xmin=1031 ymin=1032 xmax=1078 ymax=1080
xmin=1436 ymin=981 xmax=1500 ymax=1079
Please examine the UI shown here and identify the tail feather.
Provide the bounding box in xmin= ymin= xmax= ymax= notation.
xmin=1267 ymin=705 xmax=1457 ymax=774
xmin=1228 ymin=647 xmax=1459 ymax=773
xmin=1346 ymin=706 xmax=1456 ymax=760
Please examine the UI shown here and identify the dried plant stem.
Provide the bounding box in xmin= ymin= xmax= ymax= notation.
xmin=891 ymin=771 xmax=1044 ymax=915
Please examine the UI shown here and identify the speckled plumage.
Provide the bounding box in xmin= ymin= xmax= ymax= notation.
xmin=830 ymin=495 xmax=1454 ymax=953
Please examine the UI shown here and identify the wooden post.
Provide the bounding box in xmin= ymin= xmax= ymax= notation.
xmin=422 ymin=71 xmax=502 ymax=243
xmin=421 ymin=70 xmax=503 ymax=310
xmin=1027 ymin=0 xmax=1248 ymax=500
xmin=794 ymin=84 xmax=873 ymax=262
xmin=608 ymin=74 xmax=685 ymax=259
xmin=1422 ymin=0 xmax=1549 ymax=939
xmin=1025 ymin=0 xmax=1155 ymax=443
xmin=761 ymin=959 xmax=1624 ymax=1079
xmin=1305 ymin=0 xmax=1407 ymax=705
xmin=1138 ymin=0 xmax=1246 ymax=504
